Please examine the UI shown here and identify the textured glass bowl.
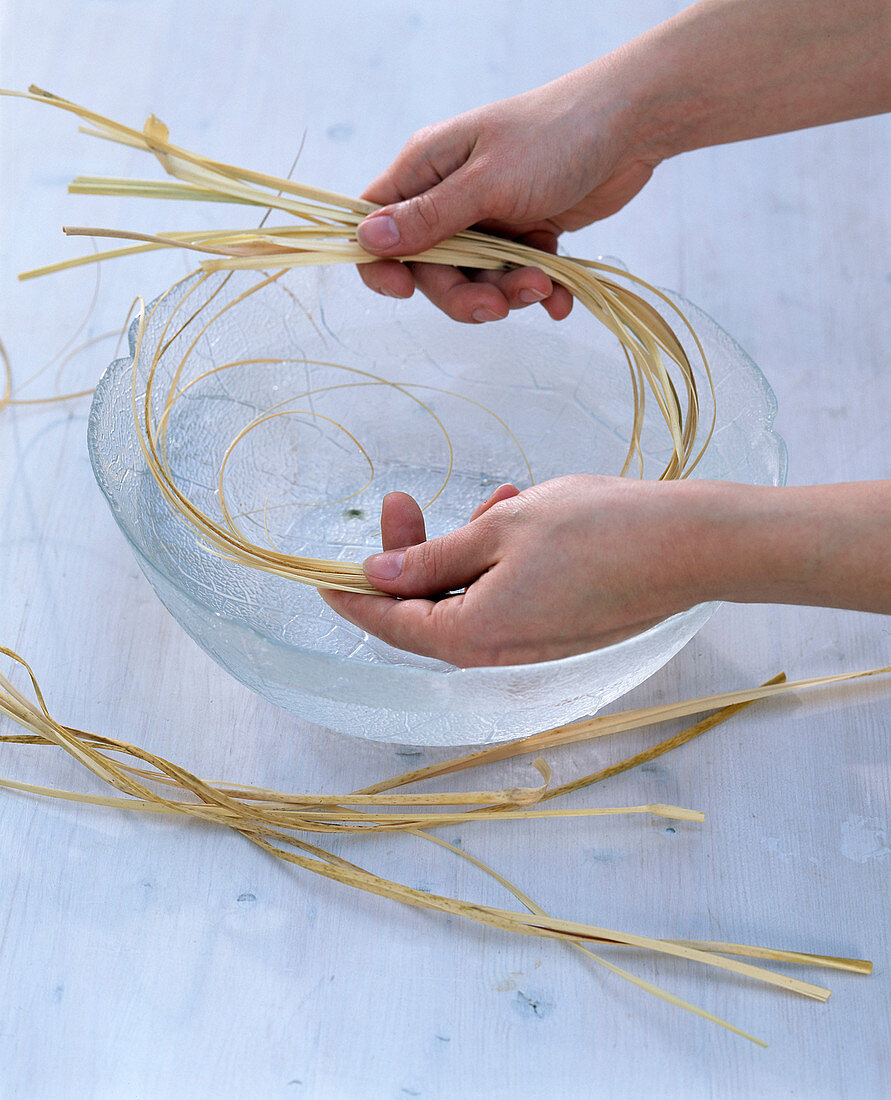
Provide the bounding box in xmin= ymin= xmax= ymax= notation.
xmin=88 ymin=265 xmax=786 ymax=745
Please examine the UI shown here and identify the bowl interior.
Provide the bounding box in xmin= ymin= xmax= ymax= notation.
xmin=88 ymin=265 xmax=785 ymax=744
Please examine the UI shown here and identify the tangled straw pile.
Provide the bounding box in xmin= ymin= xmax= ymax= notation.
xmin=1 ymin=646 xmax=885 ymax=1045
xmin=2 ymin=85 xmax=715 ymax=593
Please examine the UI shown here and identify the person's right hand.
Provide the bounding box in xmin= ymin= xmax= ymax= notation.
xmin=355 ymin=62 xmax=660 ymax=324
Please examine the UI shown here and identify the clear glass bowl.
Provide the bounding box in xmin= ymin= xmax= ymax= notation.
xmin=88 ymin=265 xmax=786 ymax=745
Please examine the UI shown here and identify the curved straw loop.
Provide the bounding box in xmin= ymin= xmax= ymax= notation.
xmin=4 ymin=86 xmax=716 ymax=593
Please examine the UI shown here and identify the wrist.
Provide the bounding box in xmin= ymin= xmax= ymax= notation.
xmin=550 ymin=55 xmax=668 ymax=178
xmin=562 ymin=26 xmax=717 ymax=171
xmin=647 ymin=480 xmax=823 ymax=609
xmin=671 ymin=481 xmax=823 ymax=607
xmin=683 ymin=482 xmax=797 ymax=605
xmin=680 ymin=480 xmax=891 ymax=613
xmin=588 ymin=15 xmax=717 ymax=164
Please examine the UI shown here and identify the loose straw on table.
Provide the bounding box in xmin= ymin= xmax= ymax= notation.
xmin=1 ymin=646 xmax=883 ymax=1044
xmin=0 ymin=243 xmax=122 ymax=411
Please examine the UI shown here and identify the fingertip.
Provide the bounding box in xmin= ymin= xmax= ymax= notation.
xmin=357 ymin=258 xmax=415 ymax=300
xmin=542 ymin=285 xmax=574 ymax=321
xmin=505 ymin=267 xmax=554 ymax=311
xmin=380 ymin=491 xmax=426 ymax=551
xmin=357 ymin=212 xmax=401 ymax=254
xmin=446 ymin=285 xmax=509 ymax=325
xmin=363 ymin=549 xmax=406 ymax=585
xmin=475 ymin=266 xmax=554 ymax=313
xmin=318 ymin=586 xmax=400 ymax=644
xmin=317 ymin=584 xmax=354 ymax=620
xmin=456 ymin=286 xmax=510 ymax=324
xmin=471 ymin=305 xmax=509 ymax=324
xmin=320 ymin=577 xmax=478 ymax=665
xmin=517 ymin=287 xmax=548 ymax=305
xmin=470 ymin=482 xmax=520 ymax=521
xmin=412 ymin=264 xmax=510 ymax=324
xmin=491 ymin=482 xmax=521 ymax=504
xmin=382 ymin=489 xmax=418 ymax=507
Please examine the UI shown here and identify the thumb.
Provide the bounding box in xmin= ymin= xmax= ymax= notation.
xmin=363 ymin=522 xmax=497 ymax=597
xmin=357 ymin=170 xmax=488 ymax=258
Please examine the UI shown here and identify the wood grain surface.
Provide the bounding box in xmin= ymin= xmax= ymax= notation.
xmin=1 ymin=2 xmax=889 ymax=1097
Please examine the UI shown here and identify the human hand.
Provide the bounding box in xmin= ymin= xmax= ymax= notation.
xmin=321 ymin=475 xmax=717 ymax=667
xmin=355 ymin=63 xmax=660 ymax=324
xmin=355 ymin=0 xmax=891 ymax=329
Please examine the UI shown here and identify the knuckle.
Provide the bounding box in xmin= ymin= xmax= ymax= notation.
xmin=407 ymin=190 xmax=443 ymax=235
xmin=409 ymin=537 xmax=449 ymax=589
xmin=482 ymin=499 xmax=522 ymax=535
xmin=363 ymin=599 xmax=421 ymax=654
xmin=357 ymin=262 xmax=384 ymax=292
xmin=405 ymin=123 xmax=439 ymax=153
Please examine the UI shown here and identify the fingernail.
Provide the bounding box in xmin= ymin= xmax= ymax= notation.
xmin=364 ymin=549 xmax=405 ymax=580
xmin=358 ymin=214 xmax=400 ymax=252
xmin=519 ymin=288 xmax=546 ymax=303
xmin=472 ymin=308 xmax=501 ymax=323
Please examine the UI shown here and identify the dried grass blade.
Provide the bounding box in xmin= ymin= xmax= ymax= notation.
xmin=357 ymin=667 xmax=890 ymax=795
xmin=0 ymin=338 xmax=11 ymax=409
xmin=421 ymin=832 xmax=768 ymax=1045
xmin=666 ymin=941 xmax=872 ymax=975
xmin=69 ymin=176 xmax=268 ymax=206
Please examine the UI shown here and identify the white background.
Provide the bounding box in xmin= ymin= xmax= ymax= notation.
xmin=1 ymin=2 xmax=889 ymax=1097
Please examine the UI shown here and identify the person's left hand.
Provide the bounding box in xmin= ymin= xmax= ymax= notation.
xmin=320 ymin=475 xmax=716 ymax=667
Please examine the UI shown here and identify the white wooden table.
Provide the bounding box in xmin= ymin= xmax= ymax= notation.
xmin=1 ymin=3 xmax=889 ymax=1096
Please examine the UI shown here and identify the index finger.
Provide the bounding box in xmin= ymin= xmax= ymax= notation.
xmin=319 ymin=587 xmax=472 ymax=665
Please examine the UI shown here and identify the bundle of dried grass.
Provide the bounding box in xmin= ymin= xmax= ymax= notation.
xmin=1 ymin=86 xmax=716 ymax=593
